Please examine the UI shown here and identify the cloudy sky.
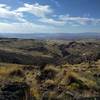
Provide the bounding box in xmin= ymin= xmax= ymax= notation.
xmin=0 ymin=0 xmax=100 ymax=33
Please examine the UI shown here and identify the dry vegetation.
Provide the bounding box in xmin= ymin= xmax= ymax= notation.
xmin=0 ymin=38 xmax=100 ymax=100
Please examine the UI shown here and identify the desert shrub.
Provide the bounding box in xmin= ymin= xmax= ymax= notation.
xmin=68 ymin=77 xmax=83 ymax=90
xmin=37 ymin=66 xmax=59 ymax=81
xmin=57 ymin=54 xmax=83 ymax=65
xmin=0 ymin=82 xmax=30 ymax=100
xmin=9 ymin=69 xmax=25 ymax=78
xmin=44 ymin=80 xmax=56 ymax=91
xmin=59 ymin=44 xmax=70 ymax=57
xmin=23 ymin=65 xmax=34 ymax=71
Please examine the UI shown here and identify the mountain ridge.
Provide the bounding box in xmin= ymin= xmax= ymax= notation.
xmin=0 ymin=32 xmax=100 ymax=40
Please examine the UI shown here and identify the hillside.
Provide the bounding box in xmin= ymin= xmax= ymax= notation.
xmin=0 ymin=38 xmax=100 ymax=100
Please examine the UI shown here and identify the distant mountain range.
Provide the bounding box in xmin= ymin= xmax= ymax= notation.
xmin=0 ymin=33 xmax=100 ymax=40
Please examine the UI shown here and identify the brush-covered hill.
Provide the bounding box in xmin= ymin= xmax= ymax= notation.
xmin=0 ymin=38 xmax=100 ymax=100
xmin=0 ymin=38 xmax=100 ymax=65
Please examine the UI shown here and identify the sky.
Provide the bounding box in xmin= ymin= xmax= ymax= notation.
xmin=0 ymin=0 xmax=100 ymax=33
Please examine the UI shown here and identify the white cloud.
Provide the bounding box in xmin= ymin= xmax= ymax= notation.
xmin=59 ymin=15 xmax=100 ymax=25
xmin=39 ymin=17 xmax=66 ymax=26
xmin=50 ymin=0 xmax=60 ymax=7
xmin=39 ymin=14 xmax=100 ymax=26
xmin=0 ymin=22 xmax=59 ymax=33
xmin=0 ymin=3 xmax=100 ymax=33
xmin=0 ymin=4 xmax=11 ymax=9
xmin=0 ymin=4 xmax=26 ymax=22
xmin=16 ymin=3 xmax=52 ymax=17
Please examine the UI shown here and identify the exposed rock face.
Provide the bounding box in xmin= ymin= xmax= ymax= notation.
xmin=0 ymin=82 xmax=30 ymax=100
